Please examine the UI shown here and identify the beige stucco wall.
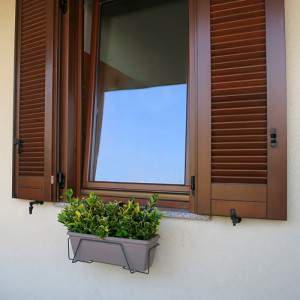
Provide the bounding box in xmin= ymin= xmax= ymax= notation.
xmin=1 ymin=1 xmax=300 ymax=299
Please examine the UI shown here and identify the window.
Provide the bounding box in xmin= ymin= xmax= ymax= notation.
xmin=14 ymin=0 xmax=287 ymax=220
xmin=88 ymin=0 xmax=189 ymax=185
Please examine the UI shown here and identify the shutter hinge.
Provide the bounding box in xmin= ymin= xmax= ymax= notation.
xmin=14 ymin=138 xmax=23 ymax=154
xmin=60 ymin=0 xmax=68 ymax=15
xmin=57 ymin=171 xmax=65 ymax=189
xmin=191 ymin=176 xmax=196 ymax=192
xmin=29 ymin=201 xmax=44 ymax=215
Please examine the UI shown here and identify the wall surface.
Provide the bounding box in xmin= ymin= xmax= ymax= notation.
xmin=1 ymin=1 xmax=300 ymax=300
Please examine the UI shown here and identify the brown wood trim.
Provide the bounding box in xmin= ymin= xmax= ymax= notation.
xmin=59 ymin=0 xmax=78 ymax=196
xmin=84 ymin=181 xmax=189 ymax=194
xmin=52 ymin=0 xmax=59 ymax=201
xmin=59 ymin=1 xmax=70 ymax=195
xmin=266 ymin=0 xmax=287 ymax=220
xmin=187 ymin=0 xmax=198 ymax=212
xmin=12 ymin=0 xmax=22 ymax=198
xmin=83 ymin=0 xmax=100 ymax=186
xmin=196 ymin=0 xmax=211 ymax=215
xmin=81 ymin=189 xmax=189 ymax=202
xmin=212 ymin=199 xmax=266 ymax=218
xmin=75 ymin=0 xmax=84 ymax=196
xmin=212 ymin=183 xmax=267 ymax=202
xmin=44 ymin=0 xmax=58 ymax=201
xmin=44 ymin=0 xmax=59 ymax=201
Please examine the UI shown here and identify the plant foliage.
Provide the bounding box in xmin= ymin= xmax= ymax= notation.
xmin=58 ymin=189 xmax=162 ymax=240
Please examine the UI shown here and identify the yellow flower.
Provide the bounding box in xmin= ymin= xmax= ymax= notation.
xmin=75 ymin=211 xmax=81 ymax=219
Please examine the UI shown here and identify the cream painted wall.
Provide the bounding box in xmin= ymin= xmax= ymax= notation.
xmin=0 ymin=1 xmax=300 ymax=299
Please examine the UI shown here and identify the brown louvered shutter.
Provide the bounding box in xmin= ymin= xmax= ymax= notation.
xmin=13 ymin=0 xmax=58 ymax=201
xmin=209 ymin=0 xmax=286 ymax=219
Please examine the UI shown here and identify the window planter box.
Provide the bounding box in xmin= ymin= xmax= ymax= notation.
xmin=67 ymin=231 xmax=159 ymax=274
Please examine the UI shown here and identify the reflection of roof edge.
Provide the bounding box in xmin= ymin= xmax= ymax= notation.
xmin=104 ymin=82 xmax=187 ymax=93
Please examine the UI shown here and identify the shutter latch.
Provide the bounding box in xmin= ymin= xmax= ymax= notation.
xmin=60 ymin=0 xmax=68 ymax=15
xmin=270 ymin=128 xmax=277 ymax=147
xmin=57 ymin=171 xmax=65 ymax=189
xmin=230 ymin=209 xmax=242 ymax=226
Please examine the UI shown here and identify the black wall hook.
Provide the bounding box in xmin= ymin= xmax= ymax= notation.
xmin=230 ymin=209 xmax=242 ymax=226
xmin=29 ymin=201 xmax=44 ymax=215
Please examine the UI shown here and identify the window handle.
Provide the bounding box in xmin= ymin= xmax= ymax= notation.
xmin=191 ymin=176 xmax=196 ymax=192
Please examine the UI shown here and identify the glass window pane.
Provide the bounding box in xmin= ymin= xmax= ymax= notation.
xmin=90 ymin=0 xmax=189 ymax=184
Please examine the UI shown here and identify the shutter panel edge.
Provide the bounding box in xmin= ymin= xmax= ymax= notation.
xmin=266 ymin=0 xmax=287 ymax=220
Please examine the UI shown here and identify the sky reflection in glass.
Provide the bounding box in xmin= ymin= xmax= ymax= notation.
xmin=95 ymin=84 xmax=187 ymax=184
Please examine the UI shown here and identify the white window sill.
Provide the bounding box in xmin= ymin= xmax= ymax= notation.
xmin=53 ymin=202 xmax=209 ymax=221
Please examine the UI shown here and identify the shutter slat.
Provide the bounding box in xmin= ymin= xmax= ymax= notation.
xmin=212 ymin=101 xmax=266 ymax=109
xmin=212 ymin=23 xmax=265 ymax=38
xmin=212 ymin=51 xmax=266 ymax=63
xmin=212 ymin=135 xmax=267 ymax=143
xmin=212 ymin=156 xmax=267 ymax=163
xmin=212 ymin=92 xmax=266 ymax=102
xmin=212 ymin=37 xmax=265 ymax=51
xmin=212 ymin=43 xmax=265 ymax=56
xmin=212 ymin=113 xmax=266 ymax=122
xmin=212 ymin=58 xmax=266 ymax=70
xmin=211 ymin=10 xmax=265 ymax=25
xmin=212 ymin=65 xmax=266 ymax=77
xmin=211 ymin=30 xmax=265 ymax=44
xmin=211 ymin=3 xmax=265 ymax=18
xmin=212 ymin=141 xmax=267 ymax=149
xmin=212 ymin=177 xmax=266 ymax=184
xmin=212 ymin=18 xmax=265 ymax=35
xmin=213 ymin=163 xmax=267 ymax=170
xmin=212 ymin=120 xmax=267 ymax=129
xmin=212 ymin=128 xmax=267 ymax=136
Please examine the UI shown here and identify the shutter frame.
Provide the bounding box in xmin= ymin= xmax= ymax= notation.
xmin=266 ymin=0 xmax=287 ymax=220
xmin=194 ymin=0 xmax=212 ymax=215
xmin=13 ymin=0 xmax=58 ymax=202
xmin=209 ymin=0 xmax=287 ymax=220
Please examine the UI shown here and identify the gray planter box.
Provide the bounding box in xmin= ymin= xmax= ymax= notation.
xmin=68 ymin=232 xmax=159 ymax=273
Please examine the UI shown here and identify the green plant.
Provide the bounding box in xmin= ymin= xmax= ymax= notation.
xmin=58 ymin=189 xmax=162 ymax=240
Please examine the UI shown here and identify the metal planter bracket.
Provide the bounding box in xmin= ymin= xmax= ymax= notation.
xmin=67 ymin=237 xmax=159 ymax=274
